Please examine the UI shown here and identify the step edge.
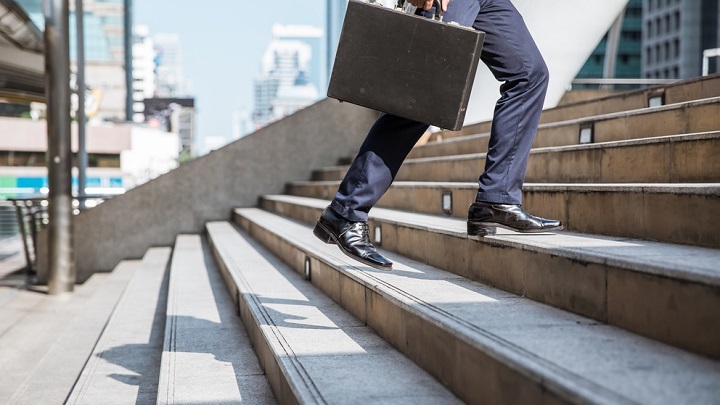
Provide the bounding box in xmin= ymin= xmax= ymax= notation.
xmin=233 ymin=211 xmax=637 ymax=405
xmin=250 ymin=197 xmax=720 ymax=288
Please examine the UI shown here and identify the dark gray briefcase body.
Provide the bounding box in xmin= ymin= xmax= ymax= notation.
xmin=328 ymin=0 xmax=485 ymax=131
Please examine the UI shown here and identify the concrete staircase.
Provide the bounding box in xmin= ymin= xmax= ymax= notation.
xmin=5 ymin=76 xmax=720 ymax=404
xmin=204 ymin=76 xmax=720 ymax=404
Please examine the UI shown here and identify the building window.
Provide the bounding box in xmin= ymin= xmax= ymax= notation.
xmin=647 ymin=21 xmax=653 ymax=38
xmin=664 ymin=42 xmax=670 ymax=62
xmin=674 ymin=11 xmax=680 ymax=31
xmin=647 ymin=48 xmax=653 ymax=65
xmin=0 ymin=151 xmax=47 ymax=167
xmin=655 ymin=44 xmax=661 ymax=63
xmin=656 ymin=17 xmax=662 ymax=36
xmin=674 ymin=38 xmax=680 ymax=58
xmin=672 ymin=66 xmax=679 ymax=78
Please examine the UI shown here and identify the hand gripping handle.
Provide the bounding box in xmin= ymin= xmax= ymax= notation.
xmin=396 ymin=0 xmax=444 ymax=21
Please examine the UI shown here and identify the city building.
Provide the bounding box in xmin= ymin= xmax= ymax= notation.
xmin=143 ymin=97 xmax=195 ymax=156
xmin=643 ymin=0 xmax=720 ymax=79
xmin=252 ymin=25 xmax=323 ymax=129
xmin=0 ymin=117 xmax=179 ymax=198
xmin=231 ymin=109 xmax=254 ymax=141
xmin=131 ymin=25 xmax=156 ymax=123
xmin=2 ymin=1 xmax=183 ymax=199
xmin=574 ymin=0 xmax=643 ymax=88
xmin=153 ymin=33 xmax=189 ymax=98
xmin=273 ymin=24 xmax=325 ymax=94
xmin=326 ymin=0 xmax=346 ymax=78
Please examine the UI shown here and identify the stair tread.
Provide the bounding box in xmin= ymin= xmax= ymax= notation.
xmin=259 ymin=195 xmax=720 ymax=287
xmin=3 ymin=261 xmax=138 ymax=405
xmin=236 ymin=207 xmax=720 ymax=405
xmin=68 ymin=248 xmax=171 ymax=405
xmin=157 ymin=235 xmax=275 ymax=405
xmin=207 ymin=221 xmax=460 ymax=404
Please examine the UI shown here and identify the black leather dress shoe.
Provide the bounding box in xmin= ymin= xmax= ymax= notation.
xmin=313 ymin=207 xmax=393 ymax=270
xmin=467 ymin=202 xmax=562 ymax=237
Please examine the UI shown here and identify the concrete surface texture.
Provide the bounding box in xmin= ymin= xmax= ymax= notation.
xmin=67 ymin=248 xmax=170 ymax=405
xmin=253 ymin=195 xmax=720 ymax=359
xmin=226 ymin=208 xmax=720 ymax=404
xmin=0 ymin=262 xmax=137 ymax=404
xmin=207 ymin=221 xmax=460 ymax=404
xmin=37 ymin=99 xmax=378 ymax=283
xmin=157 ymin=235 xmax=275 ymax=405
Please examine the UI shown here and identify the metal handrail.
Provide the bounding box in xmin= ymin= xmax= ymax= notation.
xmin=7 ymin=194 xmax=116 ymax=281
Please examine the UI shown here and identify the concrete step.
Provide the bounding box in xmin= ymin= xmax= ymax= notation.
xmin=232 ymin=207 xmax=720 ymax=404
xmin=206 ymin=221 xmax=460 ymax=404
xmin=157 ymin=235 xmax=275 ymax=405
xmin=411 ymin=97 xmax=720 ymax=159
xmin=312 ymin=132 xmax=720 ymax=184
xmin=0 ymin=262 xmax=138 ymax=405
xmin=67 ymin=247 xmax=171 ymax=405
xmin=286 ymin=181 xmax=720 ymax=249
xmin=256 ymin=195 xmax=720 ymax=360
xmin=431 ymin=74 xmax=720 ymax=143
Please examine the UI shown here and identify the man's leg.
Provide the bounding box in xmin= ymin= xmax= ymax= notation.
xmin=330 ymin=113 xmax=429 ymax=222
xmin=314 ymin=113 xmax=429 ymax=270
xmin=467 ymin=0 xmax=562 ymax=236
xmin=329 ymin=0 xmax=481 ymax=222
xmin=473 ymin=0 xmax=549 ymax=204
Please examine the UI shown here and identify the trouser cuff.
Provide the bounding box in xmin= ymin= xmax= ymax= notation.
xmin=475 ymin=190 xmax=522 ymax=205
xmin=330 ymin=200 xmax=369 ymax=222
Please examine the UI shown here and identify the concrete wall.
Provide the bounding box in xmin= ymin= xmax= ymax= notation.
xmin=37 ymin=99 xmax=377 ymax=283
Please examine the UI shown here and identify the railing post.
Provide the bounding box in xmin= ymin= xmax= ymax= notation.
xmin=77 ymin=0 xmax=88 ymax=210
xmin=44 ymin=0 xmax=75 ymax=294
xmin=13 ymin=203 xmax=34 ymax=277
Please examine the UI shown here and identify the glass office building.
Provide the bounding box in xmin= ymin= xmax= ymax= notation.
xmin=574 ymin=0 xmax=644 ymax=88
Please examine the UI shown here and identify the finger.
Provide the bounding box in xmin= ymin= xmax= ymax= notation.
xmin=424 ymin=0 xmax=433 ymax=10
xmin=442 ymin=0 xmax=450 ymax=12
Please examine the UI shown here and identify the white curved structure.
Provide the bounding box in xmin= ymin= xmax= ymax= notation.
xmin=367 ymin=0 xmax=630 ymax=125
xmin=465 ymin=0 xmax=630 ymax=124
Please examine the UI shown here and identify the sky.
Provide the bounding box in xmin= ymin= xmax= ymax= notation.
xmin=134 ymin=1 xmax=326 ymax=150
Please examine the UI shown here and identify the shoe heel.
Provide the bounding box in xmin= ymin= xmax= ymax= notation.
xmin=313 ymin=223 xmax=335 ymax=244
xmin=467 ymin=222 xmax=497 ymax=238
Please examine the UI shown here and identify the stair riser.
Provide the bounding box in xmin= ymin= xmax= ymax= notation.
xmin=315 ymin=137 xmax=720 ymax=183
xmin=286 ymin=183 xmax=720 ymax=249
xmin=414 ymin=102 xmax=720 ymax=159
xmin=207 ymin=232 xmax=301 ymax=405
xmin=412 ymin=137 xmax=720 ymax=183
xmin=232 ymin=213 xmax=577 ymax=405
xmin=256 ymin=199 xmax=720 ymax=360
xmin=430 ymin=76 xmax=720 ymax=143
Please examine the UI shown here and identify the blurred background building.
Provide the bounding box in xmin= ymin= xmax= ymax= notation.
xmin=252 ymin=24 xmax=323 ymax=129
xmin=0 ymin=0 xmax=195 ymax=203
xmin=643 ymin=0 xmax=720 ymax=79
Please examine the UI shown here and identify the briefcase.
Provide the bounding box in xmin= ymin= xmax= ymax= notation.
xmin=328 ymin=0 xmax=485 ymax=131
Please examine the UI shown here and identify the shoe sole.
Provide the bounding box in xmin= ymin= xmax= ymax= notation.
xmin=467 ymin=221 xmax=563 ymax=239
xmin=313 ymin=221 xmax=393 ymax=271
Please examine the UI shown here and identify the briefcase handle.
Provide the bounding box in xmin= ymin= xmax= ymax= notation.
xmin=395 ymin=0 xmax=444 ymax=21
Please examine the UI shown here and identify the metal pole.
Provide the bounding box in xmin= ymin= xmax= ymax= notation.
xmin=44 ymin=0 xmax=75 ymax=295
xmin=124 ymin=0 xmax=133 ymax=122
xmin=77 ymin=0 xmax=87 ymax=210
